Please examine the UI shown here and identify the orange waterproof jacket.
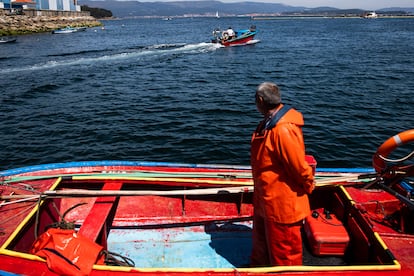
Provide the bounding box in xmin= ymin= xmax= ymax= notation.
xmin=251 ymin=105 xmax=315 ymax=224
xmin=31 ymin=228 xmax=104 ymax=276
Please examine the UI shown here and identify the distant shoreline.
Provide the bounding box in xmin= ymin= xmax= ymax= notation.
xmin=252 ymin=15 xmax=414 ymax=20
xmin=103 ymin=14 xmax=414 ymax=20
xmin=0 ymin=14 xmax=101 ymax=36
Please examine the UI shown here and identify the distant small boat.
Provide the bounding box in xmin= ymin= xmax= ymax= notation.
xmin=0 ymin=37 xmax=17 ymax=43
xmin=52 ymin=26 xmax=87 ymax=34
xmin=363 ymin=11 xmax=378 ymax=18
xmin=212 ymin=25 xmax=258 ymax=47
xmin=215 ymin=11 xmax=220 ymax=18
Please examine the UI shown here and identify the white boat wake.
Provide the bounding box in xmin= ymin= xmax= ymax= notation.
xmin=1 ymin=42 xmax=221 ymax=73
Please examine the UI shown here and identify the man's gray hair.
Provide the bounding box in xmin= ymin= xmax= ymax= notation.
xmin=256 ymin=82 xmax=281 ymax=107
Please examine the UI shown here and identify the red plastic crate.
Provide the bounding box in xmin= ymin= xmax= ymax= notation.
xmin=304 ymin=209 xmax=350 ymax=256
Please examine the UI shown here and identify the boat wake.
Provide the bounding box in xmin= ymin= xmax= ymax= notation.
xmin=227 ymin=39 xmax=260 ymax=47
xmin=2 ymin=42 xmax=221 ymax=73
xmin=247 ymin=39 xmax=260 ymax=45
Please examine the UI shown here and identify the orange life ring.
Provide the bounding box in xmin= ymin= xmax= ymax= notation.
xmin=372 ymin=129 xmax=414 ymax=173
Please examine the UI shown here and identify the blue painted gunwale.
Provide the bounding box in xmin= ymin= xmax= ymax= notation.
xmin=0 ymin=160 xmax=374 ymax=177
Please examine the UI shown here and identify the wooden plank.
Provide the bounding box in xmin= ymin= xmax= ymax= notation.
xmin=0 ymin=186 xmax=254 ymax=200
xmin=78 ymin=181 xmax=122 ymax=246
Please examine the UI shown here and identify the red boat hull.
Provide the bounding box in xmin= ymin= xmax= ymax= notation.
xmin=1 ymin=161 xmax=414 ymax=275
xmin=220 ymin=33 xmax=256 ymax=47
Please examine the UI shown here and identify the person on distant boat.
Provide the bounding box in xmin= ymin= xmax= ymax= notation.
xmin=222 ymin=27 xmax=235 ymax=41
xmin=250 ymin=82 xmax=315 ymax=266
xmin=226 ymin=27 xmax=235 ymax=39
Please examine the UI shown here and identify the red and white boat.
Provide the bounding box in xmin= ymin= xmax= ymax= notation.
xmin=212 ymin=26 xmax=258 ymax=47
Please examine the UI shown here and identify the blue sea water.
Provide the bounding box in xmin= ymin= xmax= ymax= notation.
xmin=0 ymin=17 xmax=413 ymax=170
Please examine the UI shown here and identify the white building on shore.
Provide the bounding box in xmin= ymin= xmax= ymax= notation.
xmin=0 ymin=0 xmax=80 ymax=12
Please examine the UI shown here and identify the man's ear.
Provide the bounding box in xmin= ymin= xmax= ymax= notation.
xmin=257 ymin=96 xmax=265 ymax=108
xmin=255 ymin=96 xmax=266 ymax=114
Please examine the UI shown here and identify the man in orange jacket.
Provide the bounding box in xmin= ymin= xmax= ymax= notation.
xmin=250 ymin=82 xmax=315 ymax=266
